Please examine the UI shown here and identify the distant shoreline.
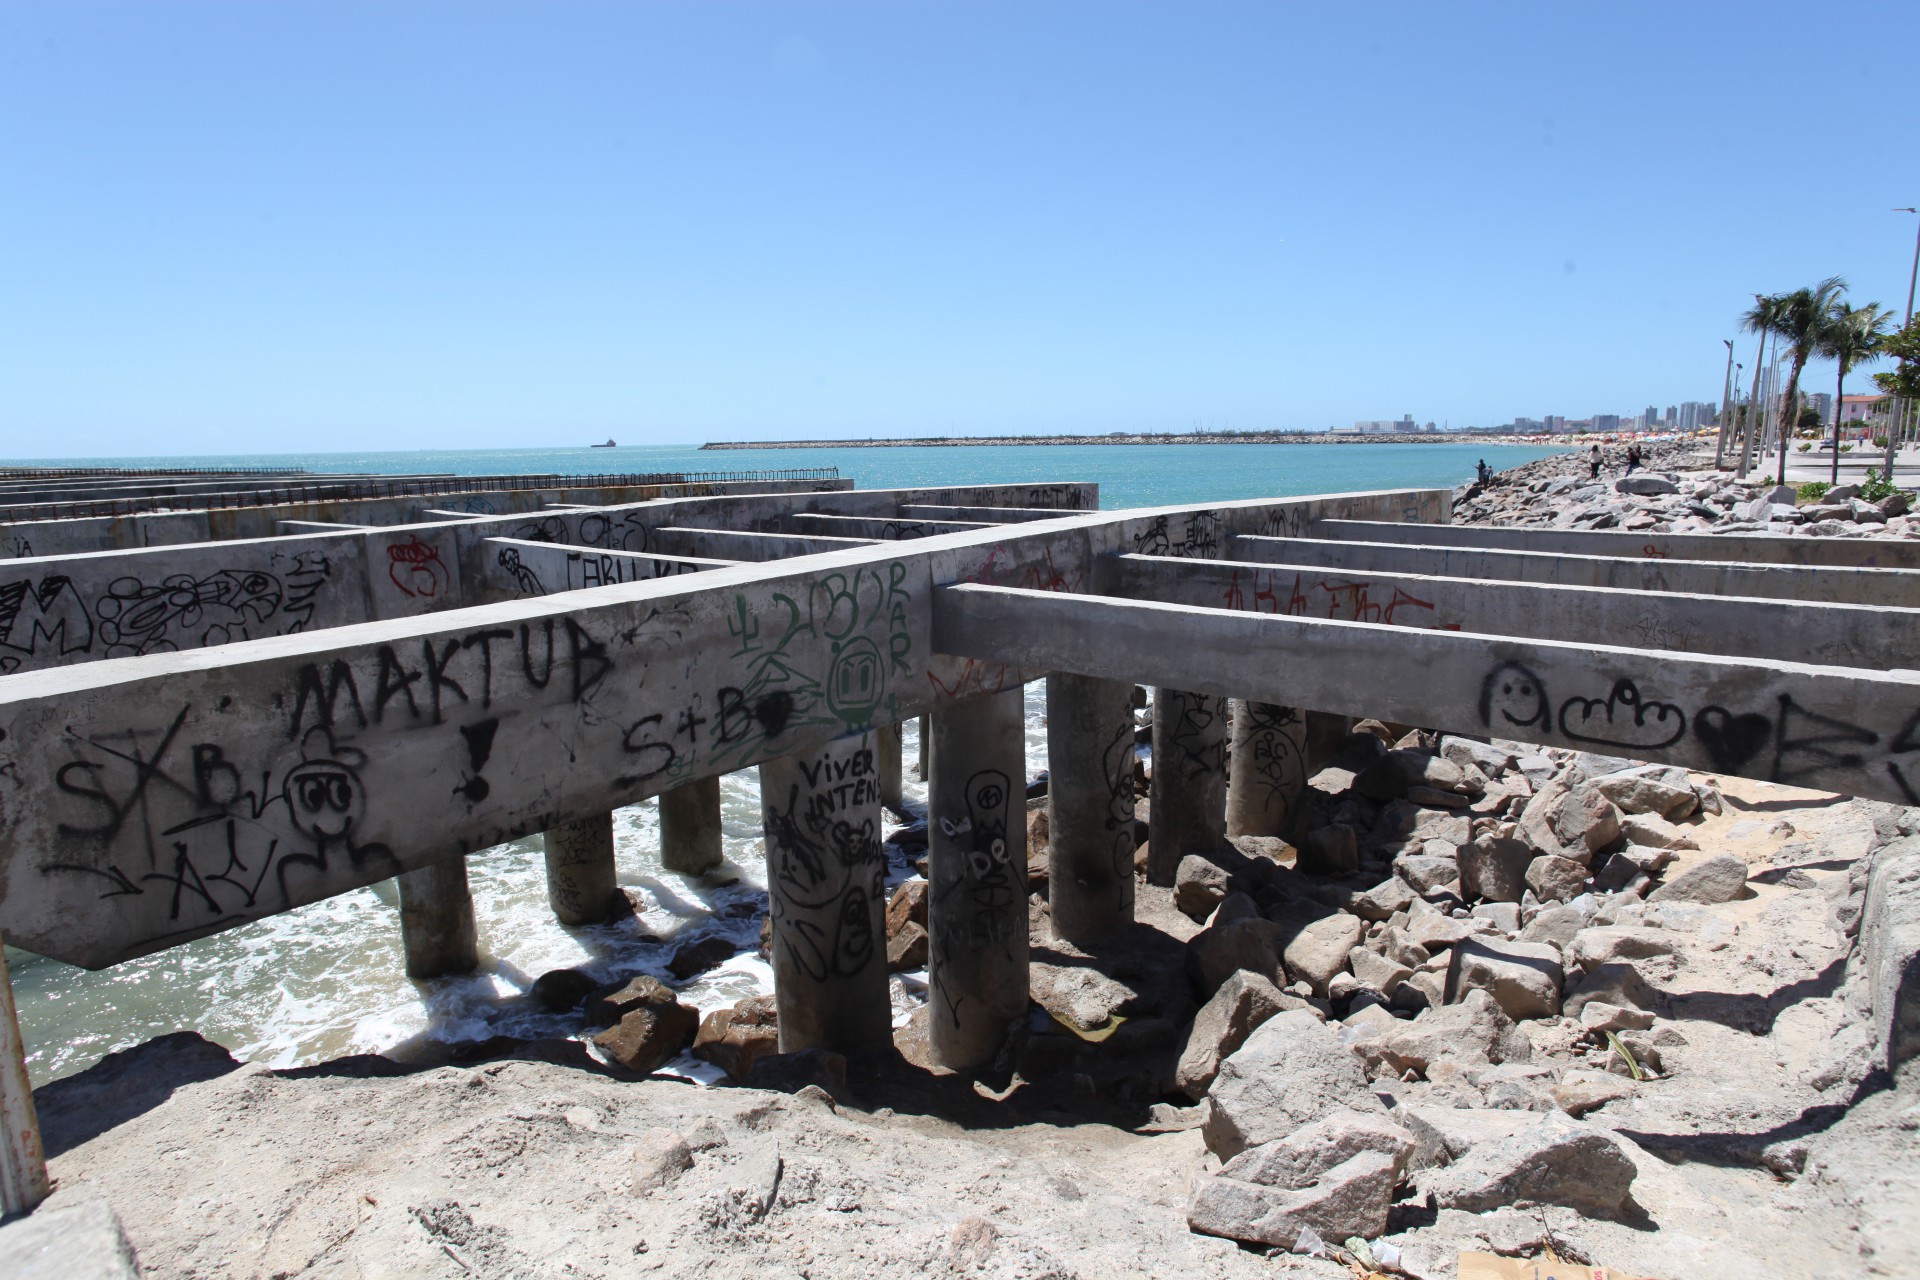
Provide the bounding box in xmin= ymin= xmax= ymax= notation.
xmin=700 ymin=432 xmax=1563 ymax=450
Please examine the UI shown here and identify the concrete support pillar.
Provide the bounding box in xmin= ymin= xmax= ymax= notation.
xmin=1148 ymin=687 xmax=1228 ymax=885
xmin=543 ymin=811 xmax=625 ymax=924
xmin=1304 ymin=710 xmax=1355 ymax=774
xmin=659 ymin=777 xmax=724 ymax=877
xmin=916 ymin=714 xmax=930 ymax=780
xmin=0 ymin=935 xmax=50 ymax=1218
xmin=760 ymin=733 xmax=891 ymax=1055
xmin=1045 ymin=673 xmax=1136 ymax=944
xmin=397 ymin=859 xmax=480 ymax=980
xmin=876 ymin=721 xmax=905 ymax=811
xmin=928 ymin=689 xmax=1030 ymax=1071
xmin=1227 ymin=701 xmax=1309 ymax=839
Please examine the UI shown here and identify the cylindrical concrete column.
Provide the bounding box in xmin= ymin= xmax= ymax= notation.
xmin=760 ymin=733 xmax=891 ymax=1055
xmin=1227 ymin=701 xmax=1309 ymax=839
xmin=543 ymin=811 xmax=624 ymax=924
xmin=1304 ymin=710 xmax=1354 ymax=774
xmin=0 ymin=935 xmax=50 ymax=1217
xmin=659 ymin=776 xmax=724 ymax=877
xmin=397 ymin=859 xmax=480 ymax=979
xmin=916 ymin=714 xmax=930 ymax=780
xmin=1046 ymin=673 xmax=1136 ymax=943
xmin=928 ymin=688 xmax=1030 ymax=1071
xmin=1148 ymin=687 xmax=1228 ymax=884
xmin=876 ymin=721 xmax=905 ymax=811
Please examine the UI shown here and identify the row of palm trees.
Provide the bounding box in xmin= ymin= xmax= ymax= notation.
xmin=1730 ymin=277 xmax=1896 ymax=485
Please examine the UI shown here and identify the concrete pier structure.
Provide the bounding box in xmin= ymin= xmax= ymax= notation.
xmin=1147 ymin=687 xmax=1229 ymax=884
xmin=543 ymin=812 xmax=625 ymax=924
xmin=875 ymin=721 xmax=905 ymax=811
xmin=1045 ymin=673 xmax=1137 ymax=943
xmin=396 ymin=861 xmax=480 ymax=980
xmin=760 ymin=734 xmax=891 ymax=1055
xmin=658 ymin=778 xmax=724 ymax=877
xmin=928 ymin=688 xmax=1030 ymax=1070
xmin=0 ymin=938 xmax=49 ymax=1217
xmin=1226 ymin=700 xmax=1308 ymax=839
xmin=15 ymin=465 xmax=1920 ymax=1140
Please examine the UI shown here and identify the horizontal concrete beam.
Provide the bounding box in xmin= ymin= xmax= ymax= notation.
xmin=1106 ymin=554 xmax=1920 ymax=670
xmin=0 ymin=485 xmax=1103 ymax=675
xmin=650 ymin=527 xmax=878 ymax=561
xmin=1314 ymin=518 xmax=1920 ymax=570
xmin=934 ymin=583 xmax=1920 ymax=806
xmin=792 ymin=513 xmax=996 ymax=539
xmin=899 ymin=504 xmax=1084 ymax=523
xmin=479 ymin=538 xmax=733 ymax=600
xmin=1230 ymin=535 xmax=1920 ymax=608
xmin=0 ymin=487 xmax=1443 ymax=967
xmin=0 ymin=478 xmax=859 ymax=559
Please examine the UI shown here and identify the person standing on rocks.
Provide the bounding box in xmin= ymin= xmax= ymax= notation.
xmin=1588 ymin=445 xmax=1603 ymax=480
xmin=1625 ymin=444 xmax=1641 ymax=475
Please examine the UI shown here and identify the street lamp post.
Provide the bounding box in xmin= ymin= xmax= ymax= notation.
xmin=1897 ymin=208 xmax=1920 ymax=325
xmin=1716 ymin=338 xmax=1736 ymax=470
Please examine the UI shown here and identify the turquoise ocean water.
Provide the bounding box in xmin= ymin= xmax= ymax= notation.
xmin=8 ymin=441 xmax=1565 ymax=1085
xmin=11 ymin=440 xmax=1563 ymax=509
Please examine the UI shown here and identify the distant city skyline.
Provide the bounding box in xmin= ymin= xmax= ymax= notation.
xmin=2 ymin=3 xmax=1915 ymax=458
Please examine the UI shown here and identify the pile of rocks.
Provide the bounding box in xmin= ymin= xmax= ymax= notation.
xmin=1453 ymin=439 xmax=1914 ymax=538
xmin=1151 ymin=722 xmax=1753 ymax=1252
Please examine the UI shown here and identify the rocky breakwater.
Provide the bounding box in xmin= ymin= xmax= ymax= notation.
xmin=1147 ymin=718 xmax=1920 ymax=1277
xmin=1453 ymin=438 xmax=1914 ymax=536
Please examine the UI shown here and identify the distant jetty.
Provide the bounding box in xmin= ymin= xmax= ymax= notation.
xmin=701 ymin=431 xmax=1535 ymax=450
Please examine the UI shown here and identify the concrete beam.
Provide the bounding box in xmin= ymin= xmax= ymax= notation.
xmin=933 ymin=583 xmax=1920 ymax=808
xmin=791 ymin=513 xmax=996 ymax=539
xmin=479 ymin=538 xmax=731 ymax=602
xmin=1106 ymin=554 xmax=1920 ymax=670
xmin=1314 ymin=517 xmax=1920 ymax=571
xmin=1229 ymin=535 xmax=1920 ymax=608
xmin=0 ymin=488 xmax=1444 ymax=968
xmin=649 ymin=528 xmax=879 ymax=562
xmin=900 ymin=504 xmax=1086 ymax=523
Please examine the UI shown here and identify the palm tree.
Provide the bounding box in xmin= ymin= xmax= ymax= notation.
xmin=1738 ymin=293 xmax=1787 ymax=477
xmin=1768 ymin=276 xmax=1849 ymax=484
xmin=1819 ymin=300 xmax=1895 ymax=485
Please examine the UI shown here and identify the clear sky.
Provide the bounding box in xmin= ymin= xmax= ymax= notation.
xmin=3 ymin=2 xmax=1917 ymax=456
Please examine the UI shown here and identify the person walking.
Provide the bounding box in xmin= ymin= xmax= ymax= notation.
xmin=1588 ymin=445 xmax=1602 ymax=480
xmin=1625 ymin=444 xmax=1641 ymax=475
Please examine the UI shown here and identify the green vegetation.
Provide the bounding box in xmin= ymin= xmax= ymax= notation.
xmin=1797 ymin=442 xmax=1814 ymax=452
xmin=1818 ymin=299 xmax=1896 ymax=484
xmin=1798 ymin=480 xmax=1831 ymax=502
xmin=1862 ymin=469 xmax=1897 ymax=503
xmin=1874 ymin=316 xmax=1920 ymax=400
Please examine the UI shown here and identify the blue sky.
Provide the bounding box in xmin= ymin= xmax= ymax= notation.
xmin=3 ymin=2 xmax=1916 ymax=456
